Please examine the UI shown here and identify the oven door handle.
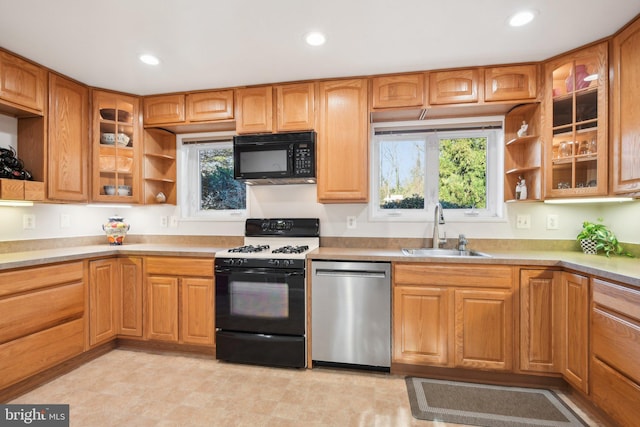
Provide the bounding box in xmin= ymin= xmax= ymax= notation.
xmin=215 ymin=268 xmax=304 ymax=277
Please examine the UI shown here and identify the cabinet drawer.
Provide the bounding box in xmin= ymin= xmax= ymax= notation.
xmin=146 ymin=257 xmax=213 ymax=277
xmin=591 ymin=357 xmax=640 ymax=427
xmin=0 ymin=281 xmax=84 ymax=344
xmin=0 ymin=318 xmax=84 ymax=390
xmin=592 ymin=306 xmax=640 ymax=384
xmin=394 ymin=263 xmax=512 ymax=289
xmin=0 ymin=261 xmax=84 ymax=297
xmin=593 ymin=278 xmax=640 ymax=321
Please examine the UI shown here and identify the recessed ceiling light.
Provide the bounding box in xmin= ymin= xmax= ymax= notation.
xmin=305 ymin=32 xmax=326 ymax=46
xmin=509 ymin=10 xmax=536 ymax=27
xmin=139 ymin=54 xmax=160 ymax=65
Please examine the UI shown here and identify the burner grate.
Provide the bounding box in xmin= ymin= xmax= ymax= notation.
xmin=228 ymin=244 xmax=270 ymax=253
xmin=272 ymin=245 xmax=309 ymax=254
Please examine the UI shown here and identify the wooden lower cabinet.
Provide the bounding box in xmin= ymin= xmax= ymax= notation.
xmin=454 ymin=289 xmax=513 ymax=371
xmin=89 ymin=259 xmax=118 ymax=346
xmin=393 ymin=286 xmax=449 ymax=365
xmin=0 ymin=262 xmax=85 ymax=390
xmin=145 ymin=257 xmax=214 ymax=345
xmin=591 ymin=278 xmax=640 ymax=426
xmin=519 ymin=269 xmax=562 ymax=373
xmin=562 ymin=272 xmax=589 ymax=393
xmin=392 ymin=263 xmax=513 ymax=371
xmin=118 ymin=257 xmax=143 ymax=337
xmin=146 ymin=275 xmax=179 ymax=341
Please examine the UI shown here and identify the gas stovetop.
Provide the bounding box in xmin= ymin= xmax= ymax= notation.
xmin=215 ymin=218 xmax=320 ymax=262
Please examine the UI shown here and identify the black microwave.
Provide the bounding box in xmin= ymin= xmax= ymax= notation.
xmin=233 ymin=131 xmax=316 ymax=185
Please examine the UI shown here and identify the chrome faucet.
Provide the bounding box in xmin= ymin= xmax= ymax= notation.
xmin=432 ymin=202 xmax=446 ymax=248
xmin=457 ymin=234 xmax=468 ymax=252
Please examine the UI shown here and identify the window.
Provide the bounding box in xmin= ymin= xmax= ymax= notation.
xmin=371 ymin=118 xmax=503 ymax=221
xmin=178 ymin=132 xmax=248 ymax=220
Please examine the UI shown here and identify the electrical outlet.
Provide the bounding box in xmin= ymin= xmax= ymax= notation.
xmin=516 ymin=214 xmax=531 ymax=229
xmin=346 ymin=216 xmax=357 ymax=229
xmin=23 ymin=214 xmax=36 ymax=230
xmin=546 ymin=214 xmax=559 ymax=230
xmin=169 ymin=216 xmax=179 ymax=228
xmin=60 ymin=214 xmax=71 ymax=229
xmin=160 ymin=216 xmax=168 ymax=227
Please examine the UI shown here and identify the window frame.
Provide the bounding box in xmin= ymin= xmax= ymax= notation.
xmin=177 ymin=131 xmax=249 ymax=221
xmin=369 ymin=117 xmax=504 ymax=222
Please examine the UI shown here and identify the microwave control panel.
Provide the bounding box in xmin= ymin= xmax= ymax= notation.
xmin=294 ymin=145 xmax=314 ymax=175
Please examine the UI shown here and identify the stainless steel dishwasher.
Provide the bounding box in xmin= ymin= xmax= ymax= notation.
xmin=311 ymin=261 xmax=391 ymax=369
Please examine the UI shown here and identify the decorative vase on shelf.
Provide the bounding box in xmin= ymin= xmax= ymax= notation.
xmin=102 ymin=216 xmax=130 ymax=245
xmin=565 ymin=64 xmax=590 ymax=92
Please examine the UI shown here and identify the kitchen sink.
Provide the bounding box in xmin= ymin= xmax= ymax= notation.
xmin=401 ymin=248 xmax=491 ymax=258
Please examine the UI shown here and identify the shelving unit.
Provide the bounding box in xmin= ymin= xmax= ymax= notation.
xmin=504 ymin=103 xmax=541 ymax=202
xmin=143 ymin=128 xmax=176 ymax=204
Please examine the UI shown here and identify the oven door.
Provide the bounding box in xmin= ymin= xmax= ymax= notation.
xmin=215 ymin=266 xmax=305 ymax=336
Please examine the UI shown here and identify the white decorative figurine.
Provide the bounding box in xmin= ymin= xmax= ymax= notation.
xmin=516 ymin=175 xmax=528 ymax=200
xmin=517 ymin=121 xmax=528 ymax=137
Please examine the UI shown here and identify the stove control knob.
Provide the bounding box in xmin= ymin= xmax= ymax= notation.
xmin=282 ymin=260 xmax=291 ymax=267
xmin=269 ymin=259 xmax=280 ymax=267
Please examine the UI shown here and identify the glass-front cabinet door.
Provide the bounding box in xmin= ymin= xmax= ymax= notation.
xmin=545 ymin=42 xmax=608 ymax=198
xmin=92 ymin=91 xmax=141 ymax=202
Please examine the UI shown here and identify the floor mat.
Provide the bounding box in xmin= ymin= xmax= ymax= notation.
xmin=405 ymin=377 xmax=588 ymax=427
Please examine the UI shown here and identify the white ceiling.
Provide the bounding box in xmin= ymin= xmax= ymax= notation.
xmin=1 ymin=0 xmax=639 ymax=96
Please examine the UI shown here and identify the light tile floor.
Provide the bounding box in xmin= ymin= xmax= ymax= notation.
xmin=10 ymin=349 xmax=599 ymax=427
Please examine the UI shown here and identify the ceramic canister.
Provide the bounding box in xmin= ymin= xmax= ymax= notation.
xmin=102 ymin=216 xmax=130 ymax=245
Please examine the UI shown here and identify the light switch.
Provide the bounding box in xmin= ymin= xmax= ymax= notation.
xmin=516 ymin=214 xmax=531 ymax=229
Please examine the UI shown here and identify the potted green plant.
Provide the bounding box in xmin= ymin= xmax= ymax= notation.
xmin=576 ymin=219 xmax=632 ymax=257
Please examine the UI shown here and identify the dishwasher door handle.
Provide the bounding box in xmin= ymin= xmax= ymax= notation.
xmin=314 ymin=269 xmax=387 ymax=279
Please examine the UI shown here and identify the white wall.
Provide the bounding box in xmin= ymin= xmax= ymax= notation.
xmin=2 ymin=113 xmax=639 ymax=244
xmin=2 ymin=184 xmax=638 ymax=244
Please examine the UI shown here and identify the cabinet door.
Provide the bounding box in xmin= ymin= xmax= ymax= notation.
xmin=187 ymin=90 xmax=234 ymax=122
xmin=519 ymin=269 xmax=562 ymax=373
xmin=317 ymin=79 xmax=369 ymax=203
xmin=562 ymin=272 xmax=589 ymax=393
xmin=118 ymin=257 xmax=143 ymax=337
xmin=545 ymin=43 xmax=608 ymax=198
xmin=143 ymin=94 xmax=185 ymax=125
xmin=612 ymin=17 xmax=640 ymax=194
xmin=0 ymin=51 xmax=46 ymax=113
xmin=371 ymin=73 xmax=425 ymax=109
xmin=393 ymin=286 xmax=449 ymax=366
xmin=181 ymin=277 xmax=214 ymax=345
xmin=235 ymin=86 xmax=273 ymax=134
xmin=429 ymin=69 xmax=479 ymax=105
xmin=89 ymin=259 xmax=118 ymax=346
xmin=275 ymin=83 xmax=315 ymax=132
xmin=454 ymin=289 xmax=513 ymax=371
xmin=92 ymin=90 xmax=142 ymax=203
xmin=484 ymin=65 xmax=537 ymax=102
xmin=146 ymin=275 xmax=179 ymax=341
xmin=48 ymin=73 xmax=89 ymax=201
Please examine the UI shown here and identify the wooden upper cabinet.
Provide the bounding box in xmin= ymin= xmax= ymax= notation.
xmin=429 ymin=69 xmax=480 ymax=105
xmin=317 ymin=79 xmax=369 ymax=203
xmin=143 ymin=94 xmax=185 ymax=125
xmin=0 ymin=51 xmax=46 ymax=114
xmin=371 ymin=73 xmax=425 ymax=109
xmin=275 ymin=82 xmax=315 ymax=132
xmin=48 ymin=73 xmax=89 ymax=202
xmin=612 ymin=16 xmax=640 ymax=195
xmin=236 ymin=86 xmax=273 ymax=134
xmin=187 ymin=90 xmax=234 ymax=122
xmin=484 ymin=65 xmax=537 ymax=102
xmin=545 ymin=42 xmax=608 ymax=199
